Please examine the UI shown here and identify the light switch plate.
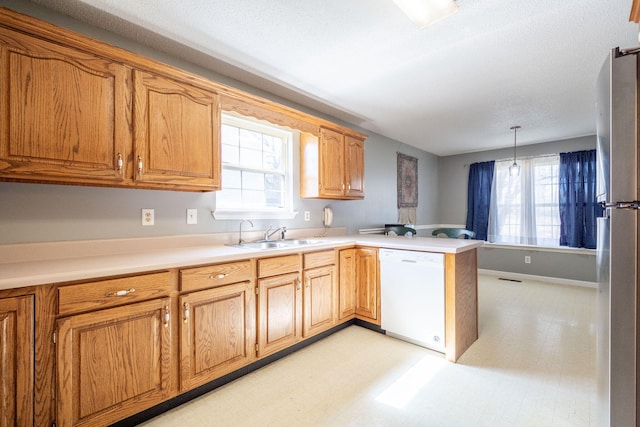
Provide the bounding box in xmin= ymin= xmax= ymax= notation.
xmin=142 ymin=209 xmax=155 ymax=226
xmin=187 ymin=208 xmax=197 ymax=225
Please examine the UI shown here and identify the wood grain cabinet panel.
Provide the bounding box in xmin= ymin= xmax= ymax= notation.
xmin=338 ymin=248 xmax=357 ymax=320
xmin=355 ymin=247 xmax=379 ymax=323
xmin=300 ymin=127 xmax=366 ymax=200
xmin=257 ymin=272 xmax=302 ymax=357
xmin=344 ymin=135 xmax=365 ymax=198
xmin=302 ymin=265 xmax=336 ymax=337
xmin=56 ymin=298 xmax=172 ymax=427
xmin=0 ymin=28 xmax=131 ymax=184
xmin=179 ymin=281 xmax=256 ymax=391
xmin=0 ymin=295 xmax=34 ymax=427
xmin=133 ymin=70 xmax=221 ymax=191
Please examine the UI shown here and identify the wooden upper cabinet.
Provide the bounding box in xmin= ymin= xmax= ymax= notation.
xmin=318 ymin=127 xmax=346 ymax=197
xmin=344 ymin=135 xmax=365 ymax=198
xmin=0 ymin=27 xmax=131 ymax=184
xmin=133 ymin=70 xmax=221 ymax=191
xmin=0 ymin=295 xmax=34 ymax=427
xmin=300 ymin=126 xmax=366 ymax=200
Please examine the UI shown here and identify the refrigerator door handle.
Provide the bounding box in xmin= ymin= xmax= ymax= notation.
xmin=600 ymin=200 xmax=640 ymax=210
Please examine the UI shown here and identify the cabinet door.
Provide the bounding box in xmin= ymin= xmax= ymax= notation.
xmin=133 ymin=70 xmax=221 ymax=191
xmin=0 ymin=295 xmax=34 ymax=427
xmin=344 ymin=135 xmax=365 ymax=198
xmin=355 ymin=248 xmax=379 ymax=323
xmin=338 ymin=249 xmax=357 ymax=320
xmin=302 ymin=265 xmax=336 ymax=337
xmin=318 ymin=127 xmax=345 ymax=197
xmin=56 ymin=298 xmax=172 ymax=427
xmin=0 ymin=29 xmax=130 ymax=184
xmin=180 ymin=282 xmax=256 ymax=391
xmin=257 ymin=272 xmax=302 ymax=357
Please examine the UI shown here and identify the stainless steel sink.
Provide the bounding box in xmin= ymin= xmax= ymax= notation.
xmin=229 ymin=239 xmax=328 ymax=250
xmin=280 ymin=239 xmax=327 ymax=246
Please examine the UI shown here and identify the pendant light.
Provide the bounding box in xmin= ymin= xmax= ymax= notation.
xmin=509 ymin=125 xmax=521 ymax=177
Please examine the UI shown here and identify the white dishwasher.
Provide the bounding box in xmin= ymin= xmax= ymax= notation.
xmin=379 ymin=248 xmax=445 ymax=352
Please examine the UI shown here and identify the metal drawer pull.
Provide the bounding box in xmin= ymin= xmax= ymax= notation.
xmin=209 ymin=273 xmax=227 ymax=279
xmin=164 ymin=305 xmax=170 ymax=328
xmin=105 ymin=288 xmax=136 ymax=297
xmin=183 ymin=302 xmax=190 ymax=323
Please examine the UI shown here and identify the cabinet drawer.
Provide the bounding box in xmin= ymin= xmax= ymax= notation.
xmin=180 ymin=260 xmax=252 ymax=292
xmin=58 ymin=271 xmax=170 ymax=316
xmin=258 ymin=255 xmax=301 ymax=278
xmin=304 ymin=250 xmax=335 ymax=269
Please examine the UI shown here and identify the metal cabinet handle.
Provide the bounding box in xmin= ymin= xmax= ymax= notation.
xmin=164 ymin=305 xmax=170 ymax=328
xmin=209 ymin=273 xmax=227 ymax=279
xmin=105 ymin=287 xmax=135 ymax=297
xmin=183 ymin=302 xmax=190 ymax=323
xmin=116 ymin=153 xmax=123 ymax=174
xmin=296 ymin=278 xmax=301 ymax=290
xmin=137 ymin=156 xmax=143 ymax=176
xmin=305 ymin=278 xmax=310 ymax=288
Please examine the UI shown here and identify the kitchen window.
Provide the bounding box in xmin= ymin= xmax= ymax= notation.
xmin=488 ymin=155 xmax=561 ymax=247
xmin=213 ymin=114 xmax=295 ymax=220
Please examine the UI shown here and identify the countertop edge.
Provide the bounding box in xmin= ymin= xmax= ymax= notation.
xmin=0 ymin=236 xmax=482 ymax=290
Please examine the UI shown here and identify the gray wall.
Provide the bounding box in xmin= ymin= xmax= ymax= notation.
xmin=0 ymin=2 xmax=439 ymax=245
xmin=438 ymin=135 xmax=598 ymax=282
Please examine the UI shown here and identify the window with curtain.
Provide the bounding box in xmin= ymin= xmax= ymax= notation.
xmin=487 ymin=155 xmax=561 ymax=246
xmin=465 ymin=161 xmax=494 ymax=241
xmin=559 ymin=150 xmax=603 ymax=249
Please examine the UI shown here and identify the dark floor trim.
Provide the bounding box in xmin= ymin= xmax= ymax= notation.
xmin=112 ymin=320 xmax=383 ymax=427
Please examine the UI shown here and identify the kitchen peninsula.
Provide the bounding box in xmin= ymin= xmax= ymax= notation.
xmin=0 ymin=231 xmax=481 ymax=427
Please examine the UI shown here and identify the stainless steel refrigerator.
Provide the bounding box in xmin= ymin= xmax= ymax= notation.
xmin=596 ymin=47 xmax=638 ymax=427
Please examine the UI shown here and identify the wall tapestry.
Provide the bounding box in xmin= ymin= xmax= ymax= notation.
xmin=397 ymin=152 xmax=418 ymax=224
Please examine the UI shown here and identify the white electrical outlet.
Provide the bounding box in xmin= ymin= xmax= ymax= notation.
xmin=142 ymin=209 xmax=155 ymax=226
xmin=524 ymin=256 xmax=531 ymax=264
xmin=304 ymin=211 xmax=310 ymax=221
xmin=186 ymin=208 xmax=197 ymax=225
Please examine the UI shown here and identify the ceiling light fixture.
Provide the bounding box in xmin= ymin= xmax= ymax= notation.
xmin=392 ymin=0 xmax=458 ymax=28
xmin=509 ymin=125 xmax=521 ymax=177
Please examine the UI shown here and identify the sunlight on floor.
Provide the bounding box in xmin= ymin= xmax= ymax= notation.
xmin=375 ymin=353 xmax=446 ymax=409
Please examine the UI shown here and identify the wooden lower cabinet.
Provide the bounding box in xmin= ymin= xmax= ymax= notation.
xmin=338 ymin=249 xmax=357 ymax=320
xmin=354 ymin=247 xmax=379 ymax=323
xmin=302 ymin=265 xmax=336 ymax=337
xmin=56 ymin=298 xmax=172 ymax=427
xmin=0 ymin=295 xmax=34 ymax=427
xmin=339 ymin=247 xmax=379 ymax=324
xmin=257 ymin=272 xmax=302 ymax=358
xmin=179 ymin=281 xmax=256 ymax=391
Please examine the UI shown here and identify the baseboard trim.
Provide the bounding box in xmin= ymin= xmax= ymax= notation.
xmin=479 ymin=269 xmax=598 ymax=289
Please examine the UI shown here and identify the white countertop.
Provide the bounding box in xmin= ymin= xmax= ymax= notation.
xmin=0 ymin=234 xmax=482 ymax=290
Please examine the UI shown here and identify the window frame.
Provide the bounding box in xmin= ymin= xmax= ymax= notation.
xmin=213 ymin=113 xmax=297 ymax=220
xmin=488 ymin=154 xmax=561 ymax=247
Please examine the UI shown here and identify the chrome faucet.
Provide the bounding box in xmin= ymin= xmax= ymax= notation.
xmin=238 ymin=219 xmax=254 ymax=244
xmin=264 ymin=225 xmax=287 ymax=241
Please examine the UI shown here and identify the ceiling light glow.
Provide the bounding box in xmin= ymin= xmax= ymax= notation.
xmin=392 ymin=0 xmax=458 ymax=28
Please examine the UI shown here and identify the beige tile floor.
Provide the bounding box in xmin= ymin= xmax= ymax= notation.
xmin=142 ymin=274 xmax=596 ymax=427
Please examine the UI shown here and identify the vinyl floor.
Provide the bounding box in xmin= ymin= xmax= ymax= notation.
xmin=141 ymin=274 xmax=596 ymax=427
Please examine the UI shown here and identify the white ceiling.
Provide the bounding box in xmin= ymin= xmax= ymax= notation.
xmin=32 ymin=0 xmax=638 ymax=156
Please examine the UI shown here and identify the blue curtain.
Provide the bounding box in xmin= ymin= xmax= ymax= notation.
xmin=465 ymin=161 xmax=494 ymax=241
xmin=559 ymin=150 xmax=603 ymax=248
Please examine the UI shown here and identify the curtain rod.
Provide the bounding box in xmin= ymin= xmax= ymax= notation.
xmin=464 ymin=153 xmax=558 ymax=167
